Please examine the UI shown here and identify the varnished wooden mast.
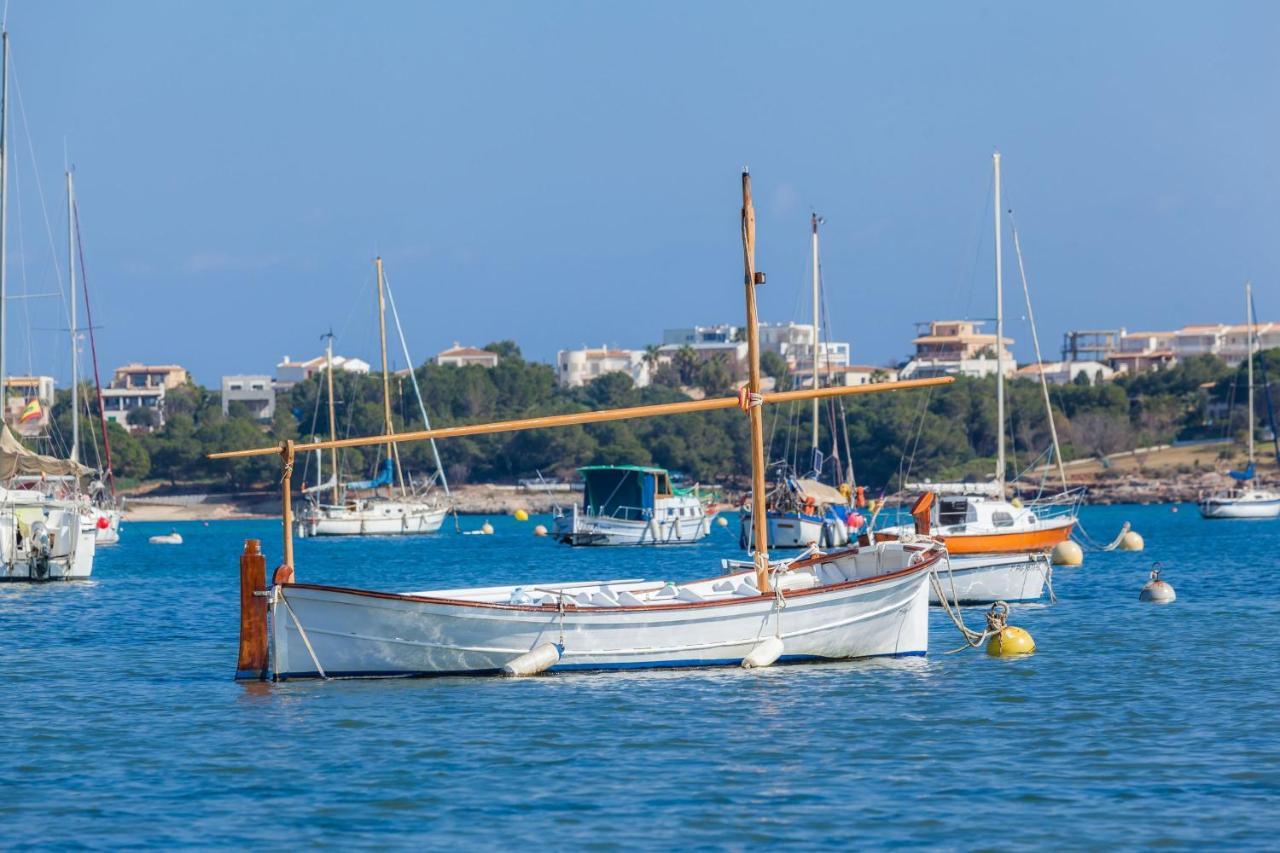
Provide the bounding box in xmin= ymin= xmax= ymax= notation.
xmin=210 ymin=376 xmax=952 ymax=460
xmin=741 ymin=172 xmax=771 ymax=592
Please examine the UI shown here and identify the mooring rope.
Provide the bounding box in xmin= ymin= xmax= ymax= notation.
xmin=1072 ymin=519 xmax=1130 ymax=552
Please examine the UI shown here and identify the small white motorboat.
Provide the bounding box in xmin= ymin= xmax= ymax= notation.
xmin=149 ymin=531 xmax=183 ymax=545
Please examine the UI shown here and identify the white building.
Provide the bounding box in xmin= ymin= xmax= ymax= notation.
xmin=101 ymin=386 xmax=165 ymax=431
xmin=662 ymin=325 xmax=740 ymax=346
xmin=434 ymin=344 xmax=500 ymax=368
xmin=1015 ymin=360 xmax=1116 ymax=385
xmin=275 ymin=354 xmax=371 ymax=390
xmin=556 ymin=347 xmax=651 ymax=388
xmin=664 ymin=321 xmax=850 ymax=374
xmin=222 ymin=375 xmax=276 ymax=420
xmin=899 ymin=320 xmax=1016 ymax=379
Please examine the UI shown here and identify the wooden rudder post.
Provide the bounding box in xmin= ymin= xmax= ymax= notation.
xmin=236 ymin=538 xmax=269 ymax=680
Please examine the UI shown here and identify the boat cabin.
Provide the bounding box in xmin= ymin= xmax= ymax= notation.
xmin=579 ymin=465 xmax=674 ymax=521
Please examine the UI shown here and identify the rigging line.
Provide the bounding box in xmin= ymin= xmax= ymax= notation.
xmin=12 ymin=147 xmax=34 ymax=377
xmin=73 ymin=201 xmax=115 ymax=492
xmin=817 ymin=260 xmax=856 ymax=488
xmin=9 ymin=57 xmax=72 ymax=340
xmin=898 ymin=386 xmax=934 ymax=493
xmin=383 ymin=272 xmax=452 ymax=501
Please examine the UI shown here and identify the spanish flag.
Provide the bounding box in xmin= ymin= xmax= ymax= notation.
xmin=19 ymin=398 xmax=42 ymax=423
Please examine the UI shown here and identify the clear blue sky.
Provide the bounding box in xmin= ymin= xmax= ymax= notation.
xmin=8 ymin=1 xmax=1280 ymax=385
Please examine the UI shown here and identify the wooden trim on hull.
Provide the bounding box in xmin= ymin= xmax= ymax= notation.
xmin=280 ymin=545 xmax=942 ymax=614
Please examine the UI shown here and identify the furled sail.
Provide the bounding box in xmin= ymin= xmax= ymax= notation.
xmin=1229 ymin=462 xmax=1256 ymax=482
xmin=0 ymin=425 xmax=94 ymax=479
xmin=345 ymin=458 xmax=394 ymax=491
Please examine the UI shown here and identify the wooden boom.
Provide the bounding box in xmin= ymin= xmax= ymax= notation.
xmin=208 ymin=376 xmax=953 ymax=461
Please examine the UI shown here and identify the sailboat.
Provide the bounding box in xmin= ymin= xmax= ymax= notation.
xmin=0 ymin=30 xmax=98 ymax=581
xmin=740 ymin=213 xmax=855 ymax=550
xmin=879 ymin=153 xmax=1070 ymax=603
xmin=1198 ymin=283 xmax=1280 ymax=519
xmin=295 ymin=257 xmax=450 ymax=537
xmin=65 ymin=169 xmax=120 ymax=544
xmin=222 ymin=173 xmax=953 ymax=681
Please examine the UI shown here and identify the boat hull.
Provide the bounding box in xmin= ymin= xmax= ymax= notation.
xmin=879 ymin=518 xmax=1073 ymax=555
xmin=739 ymin=511 xmax=849 ymax=550
xmin=268 ymin=558 xmax=934 ymax=679
xmin=552 ymin=511 xmax=711 ymax=546
xmin=1198 ymin=498 xmax=1280 ymax=519
xmin=0 ymin=502 xmax=96 ymax=582
xmin=297 ymin=502 xmax=448 ymax=537
xmin=926 ymin=552 xmax=1049 ymax=605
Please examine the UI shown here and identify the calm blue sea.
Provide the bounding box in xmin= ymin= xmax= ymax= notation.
xmin=2 ymin=505 xmax=1278 ymax=849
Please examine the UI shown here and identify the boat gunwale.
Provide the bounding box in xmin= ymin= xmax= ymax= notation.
xmin=278 ymin=544 xmax=943 ymax=614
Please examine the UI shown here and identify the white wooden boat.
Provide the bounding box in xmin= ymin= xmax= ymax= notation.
xmin=221 ymin=172 xmax=956 ymax=683
xmin=263 ymin=541 xmax=940 ymax=679
xmin=551 ymin=465 xmax=711 ymax=546
xmin=926 ymin=551 xmax=1049 ymax=605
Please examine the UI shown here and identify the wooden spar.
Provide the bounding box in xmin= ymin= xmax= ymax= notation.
xmin=741 ymin=172 xmax=770 ymax=593
xmin=324 ymin=333 xmax=339 ymax=505
xmin=208 ymin=376 xmax=953 ymax=461
xmin=281 ymin=440 xmax=295 ymax=569
xmin=374 ymin=257 xmax=404 ymax=496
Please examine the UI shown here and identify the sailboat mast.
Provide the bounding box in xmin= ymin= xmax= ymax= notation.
xmin=993 ymin=151 xmax=1006 ymax=494
xmin=67 ymin=170 xmax=78 ymax=462
xmin=325 ymin=333 xmax=339 ymax=504
xmin=0 ymin=32 xmax=8 ymax=419
xmin=1247 ymin=281 xmax=1255 ymax=465
xmin=811 ymin=212 xmax=820 ymax=456
xmin=374 ymin=257 xmax=402 ymax=495
xmin=742 ymin=172 xmax=770 ymax=594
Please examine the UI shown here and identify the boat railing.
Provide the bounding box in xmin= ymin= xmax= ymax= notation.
xmin=582 ymin=505 xmax=652 ymax=522
xmin=1024 ymin=487 xmax=1085 ymax=522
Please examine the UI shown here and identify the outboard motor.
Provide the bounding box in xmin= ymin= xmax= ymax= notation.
xmin=29 ymin=520 xmax=51 ymax=579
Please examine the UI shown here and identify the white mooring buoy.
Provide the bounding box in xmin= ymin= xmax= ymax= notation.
xmin=533 ymin=524 xmax=548 ymax=537
xmin=742 ymin=636 xmax=784 ymax=668
xmin=1052 ymin=540 xmax=1084 ymax=566
xmin=502 ymin=642 xmax=562 ymax=676
xmin=715 ymin=516 xmax=729 ymax=528
xmin=1118 ymin=530 xmax=1145 ymax=551
xmin=1139 ymin=564 xmax=1176 ymax=603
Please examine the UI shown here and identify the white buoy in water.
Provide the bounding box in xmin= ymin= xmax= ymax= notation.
xmin=742 ymin=636 xmax=784 ymax=669
xmin=502 ymin=642 xmax=562 ymax=676
xmin=1118 ymin=530 xmax=1144 ymax=551
xmin=533 ymin=524 xmax=548 ymax=537
xmin=1139 ymin=566 xmax=1176 ymax=603
xmin=481 ymin=521 xmax=495 ymax=535
xmin=1052 ymin=540 xmax=1084 ymax=566
xmin=715 ymin=516 xmax=728 ymax=528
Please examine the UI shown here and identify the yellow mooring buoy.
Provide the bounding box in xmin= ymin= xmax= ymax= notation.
xmin=513 ymin=509 xmax=529 ymax=522
xmin=1118 ymin=530 xmax=1145 ymax=551
xmin=983 ymin=602 xmax=1036 ymax=657
xmin=1139 ymin=564 xmax=1176 ymax=603
xmin=1051 ymin=539 xmax=1084 ymax=566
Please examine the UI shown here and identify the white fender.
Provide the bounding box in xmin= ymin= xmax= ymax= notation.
xmin=502 ymin=642 xmax=562 ymax=676
xmin=741 ymin=636 xmax=784 ymax=669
